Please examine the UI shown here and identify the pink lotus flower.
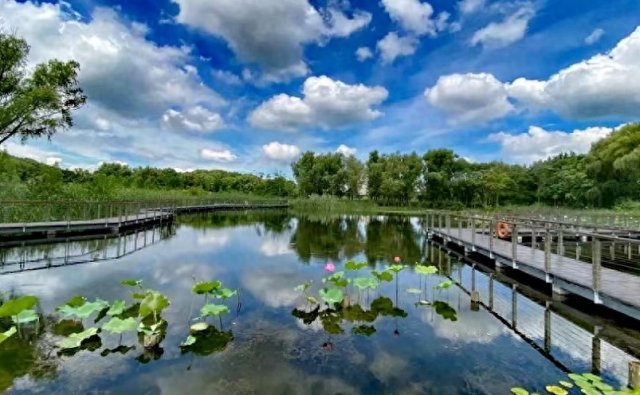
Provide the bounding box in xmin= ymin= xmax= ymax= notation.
xmin=394 ymin=256 xmax=401 ymax=263
xmin=324 ymin=262 xmax=336 ymax=273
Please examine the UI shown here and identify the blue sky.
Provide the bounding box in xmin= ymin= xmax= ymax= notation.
xmin=1 ymin=0 xmax=639 ymax=175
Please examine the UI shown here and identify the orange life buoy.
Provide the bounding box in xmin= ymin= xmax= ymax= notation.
xmin=496 ymin=221 xmax=512 ymax=239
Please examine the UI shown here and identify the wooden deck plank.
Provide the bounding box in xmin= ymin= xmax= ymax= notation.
xmin=434 ymin=228 xmax=640 ymax=309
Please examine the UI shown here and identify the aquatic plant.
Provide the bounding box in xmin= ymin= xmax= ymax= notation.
xmin=511 ymin=372 xmax=639 ymax=395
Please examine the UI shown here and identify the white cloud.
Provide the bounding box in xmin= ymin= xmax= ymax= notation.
xmin=262 ymin=142 xmax=301 ymax=163
xmin=95 ymin=117 xmax=111 ymax=131
xmin=585 ymin=28 xmax=605 ymax=45
xmin=212 ymin=70 xmax=243 ymax=85
xmin=199 ymin=148 xmax=238 ymax=162
xmin=46 ymin=157 xmax=63 ymax=166
xmin=428 ymin=27 xmax=640 ymax=123
xmin=162 ymin=106 xmax=225 ymax=133
xmin=380 ymin=0 xmax=447 ymax=36
xmin=249 ymin=76 xmax=388 ymax=131
xmin=336 ymin=144 xmax=357 ymax=156
xmin=458 ymin=0 xmax=485 ymax=15
xmin=356 ymin=47 xmax=374 ymax=62
xmin=507 ymin=26 xmax=640 ymax=118
xmin=172 ymin=0 xmax=370 ymax=81
xmin=488 ymin=125 xmax=614 ymax=163
xmin=377 ymin=32 xmax=418 ymax=64
xmin=424 ymin=73 xmax=513 ymax=124
xmin=0 ymin=1 xmax=224 ymax=119
xmin=470 ymin=3 xmax=535 ymax=48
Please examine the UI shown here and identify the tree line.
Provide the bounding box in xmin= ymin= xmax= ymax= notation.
xmin=292 ymin=123 xmax=640 ymax=208
xmin=0 ymin=152 xmax=296 ymax=200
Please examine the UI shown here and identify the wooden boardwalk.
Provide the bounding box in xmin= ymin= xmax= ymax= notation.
xmin=431 ymin=227 xmax=640 ymax=321
xmin=0 ymin=203 xmax=288 ymax=239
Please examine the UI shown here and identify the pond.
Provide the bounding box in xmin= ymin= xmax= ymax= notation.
xmin=0 ymin=211 xmax=638 ymax=394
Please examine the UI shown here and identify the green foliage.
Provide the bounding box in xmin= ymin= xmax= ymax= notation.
xmin=0 ymin=327 xmax=17 ymax=345
xmin=0 ymin=296 xmax=38 ymax=317
xmin=101 ymin=317 xmax=137 ymax=334
xmin=372 ymin=270 xmax=394 ymax=282
xmin=0 ymin=32 xmax=86 ymax=145
xmin=199 ymin=304 xmax=230 ymax=317
xmin=414 ymin=265 xmax=438 ymax=275
xmin=56 ymin=299 xmax=109 ymax=320
xmin=120 ymin=279 xmax=142 ymax=287
xmin=345 ymin=261 xmax=368 ymax=271
xmin=192 ymin=281 xmax=222 ymax=294
xmin=57 ymin=327 xmax=100 ymax=350
xmin=352 ymin=277 xmax=379 ymax=290
xmin=319 ymin=288 xmax=344 ymax=305
xmin=106 ymin=300 xmax=126 ymax=316
xmin=138 ymin=292 xmax=170 ymax=320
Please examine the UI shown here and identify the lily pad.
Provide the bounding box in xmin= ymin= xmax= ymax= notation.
xmin=294 ymin=282 xmax=311 ymax=292
xmin=306 ymin=296 xmax=319 ymax=305
xmin=190 ymin=322 xmax=210 ymax=332
xmin=200 ymin=304 xmax=230 ymax=317
xmin=559 ymin=381 xmax=573 ymax=388
xmin=435 ymin=280 xmax=454 ymax=290
xmin=352 ymin=277 xmax=379 ymax=290
xmin=415 ymin=265 xmax=438 ymax=275
xmin=102 ymin=317 xmax=137 ymax=334
xmin=345 ymin=261 xmax=367 ymax=271
xmin=64 ymin=295 xmax=87 ymax=308
xmin=372 ymin=270 xmax=394 ymax=282
xmin=319 ymin=288 xmax=344 ymax=305
xmin=510 ymin=388 xmax=529 ymax=395
xmin=12 ymin=309 xmax=38 ymax=324
xmin=57 ymin=327 xmax=100 ymax=350
xmin=0 ymin=295 xmax=38 ymax=317
xmin=192 ymin=281 xmax=222 ymax=295
xmin=139 ymin=291 xmax=170 ymax=319
xmin=545 ymin=385 xmax=567 ymax=395
xmin=57 ymin=299 xmax=109 ymax=320
xmin=386 ymin=264 xmax=406 ymax=273
xmin=121 ymin=279 xmax=142 ymax=287
xmin=406 ymin=288 xmax=422 ymax=294
xmin=0 ymin=327 xmax=17 ymax=345
xmin=212 ymin=288 xmax=237 ymax=300
xmin=107 ymin=300 xmax=126 ymax=316
xmin=181 ymin=335 xmax=197 ymax=347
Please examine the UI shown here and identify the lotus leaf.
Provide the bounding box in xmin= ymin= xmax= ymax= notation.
xmin=415 ymin=265 xmax=438 ymax=275
xmin=319 ymin=288 xmax=344 ymax=305
xmin=200 ymin=304 xmax=230 ymax=317
xmin=0 ymin=295 xmax=38 ymax=317
xmin=192 ymin=281 xmax=222 ymax=295
xmin=0 ymin=327 xmax=17 ymax=345
xmin=102 ymin=317 xmax=137 ymax=334
xmin=57 ymin=327 xmax=100 ymax=350
xmin=345 ymin=261 xmax=367 ymax=271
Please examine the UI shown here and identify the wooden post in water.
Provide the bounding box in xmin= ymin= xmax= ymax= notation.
xmin=544 ymin=225 xmax=552 ymax=282
xmin=630 ymin=361 xmax=640 ymax=389
xmin=592 ymin=326 xmax=602 ymax=375
xmin=544 ymin=301 xmax=551 ymax=353
xmin=488 ymin=274 xmax=494 ymax=309
xmin=511 ymin=284 xmax=518 ymax=328
xmin=592 ymin=237 xmax=602 ymax=304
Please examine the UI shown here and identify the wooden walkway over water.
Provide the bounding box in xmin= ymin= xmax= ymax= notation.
xmin=0 ymin=202 xmax=288 ymax=239
xmin=427 ymin=212 xmax=640 ymax=321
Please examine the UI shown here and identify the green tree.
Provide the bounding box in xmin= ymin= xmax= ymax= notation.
xmin=0 ymin=33 xmax=86 ymax=145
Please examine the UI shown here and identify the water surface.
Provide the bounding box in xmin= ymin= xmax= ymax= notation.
xmin=0 ymin=211 xmax=638 ymax=394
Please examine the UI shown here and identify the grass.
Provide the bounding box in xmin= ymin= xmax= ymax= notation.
xmin=289 ymin=196 xmax=426 ymax=216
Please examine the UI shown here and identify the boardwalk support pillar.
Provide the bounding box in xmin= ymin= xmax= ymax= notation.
xmin=629 ymin=361 xmax=640 ymax=389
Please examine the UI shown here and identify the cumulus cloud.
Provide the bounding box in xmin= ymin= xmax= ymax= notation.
xmin=199 ymin=148 xmax=238 ymax=162
xmin=424 ymin=73 xmax=513 ymax=124
xmin=488 ymin=125 xmax=614 ymax=163
xmin=356 ymin=47 xmax=374 ymax=62
xmin=212 ymin=70 xmax=243 ymax=85
xmin=380 ymin=0 xmax=448 ymax=36
xmin=585 ymin=28 xmax=605 ymax=45
xmin=426 ymin=27 xmax=640 ymax=123
xmin=458 ymin=0 xmax=485 ymax=15
xmin=172 ymin=0 xmax=370 ymax=81
xmin=507 ymin=26 xmax=640 ymax=118
xmin=377 ymin=32 xmax=418 ymax=64
xmin=336 ymin=144 xmax=357 ymax=156
xmin=162 ymin=106 xmax=225 ymax=133
xmin=249 ymin=76 xmax=388 ymax=131
xmin=262 ymin=142 xmax=301 ymax=163
xmin=0 ymin=1 xmax=223 ymax=120
xmin=470 ymin=3 xmax=535 ymax=48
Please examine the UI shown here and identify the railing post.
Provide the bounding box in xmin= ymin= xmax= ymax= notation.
xmin=446 ymin=214 xmax=451 ymax=236
xmin=471 ymin=217 xmax=476 ymax=246
xmin=511 ymin=223 xmax=518 ymax=267
xmin=544 ymin=225 xmax=551 ymax=282
xmin=458 ymin=216 xmax=462 ymax=238
xmin=558 ymin=228 xmax=564 ymax=256
xmin=489 ymin=219 xmax=494 ymax=257
xmin=592 ymin=236 xmax=602 ymax=304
